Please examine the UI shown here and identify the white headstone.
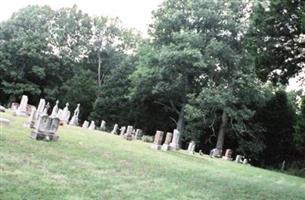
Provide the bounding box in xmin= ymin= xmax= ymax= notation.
xmin=51 ymin=100 xmax=59 ymax=117
xmin=61 ymin=103 xmax=70 ymax=123
xmin=100 ymin=120 xmax=106 ymax=131
xmin=82 ymin=120 xmax=89 ymax=128
xmin=169 ymin=129 xmax=180 ymax=150
xmin=111 ymin=124 xmax=118 ymax=134
xmin=187 ymin=141 xmax=196 ymax=154
xmin=69 ymin=104 xmax=80 ymax=126
xmin=88 ymin=121 xmax=95 ymax=130
xmin=24 ymin=108 xmax=36 ymax=128
xmin=16 ymin=95 xmax=28 ymax=116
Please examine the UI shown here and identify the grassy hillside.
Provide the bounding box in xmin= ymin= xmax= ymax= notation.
xmin=1 ymin=111 xmax=305 ymax=200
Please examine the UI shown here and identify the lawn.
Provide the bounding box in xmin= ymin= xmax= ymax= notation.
xmin=1 ymin=111 xmax=305 ymax=200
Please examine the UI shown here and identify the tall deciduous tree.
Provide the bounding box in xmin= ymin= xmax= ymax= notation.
xmin=248 ymin=0 xmax=305 ymax=84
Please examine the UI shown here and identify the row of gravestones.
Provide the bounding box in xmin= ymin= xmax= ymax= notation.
xmin=208 ymin=149 xmax=249 ymax=165
xmin=13 ymin=95 xmax=81 ymax=141
xmin=80 ymin=120 xmax=144 ymax=141
xmin=15 ymin=95 xmax=249 ymax=163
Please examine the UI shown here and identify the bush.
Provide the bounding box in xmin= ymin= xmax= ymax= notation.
xmin=142 ymin=135 xmax=153 ymax=143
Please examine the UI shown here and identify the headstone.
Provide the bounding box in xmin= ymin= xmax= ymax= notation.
xmin=243 ymin=158 xmax=248 ymax=165
xmin=210 ymin=148 xmax=222 ymax=158
xmin=120 ymin=126 xmax=126 ymax=136
xmin=35 ymin=98 xmax=46 ymax=120
xmin=222 ymin=149 xmax=233 ymax=161
xmin=123 ymin=125 xmax=133 ymax=140
xmin=31 ymin=114 xmax=60 ymax=141
xmin=88 ymin=121 xmax=95 ymax=130
xmin=169 ymin=129 xmax=180 ymax=150
xmin=61 ymin=103 xmax=70 ymax=124
xmin=16 ymin=95 xmax=28 ymax=116
xmin=0 ymin=105 xmax=5 ymax=112
xmin=11 ymin=102 xmax=19 ymax=111
xmin=151 ymin=130 xmax=164 ymax=150
xmin=187 ymin=141 xmax=196 ymax=154
xmin=134 ymin=129 xmax=143 ymax=140
xmin=82 ymin=120 xmax=89 ymax=128
xmin=24 ymin=108 xmax=36 ymax=128
xmin=50 ymin=100 xmax=59 ymax=117
xmin=56 ymin=109 xmax=63 ymax=119
xmin=69 ymin=104 xmax=80 ymax=126
xmin=100 ymin=120 xmax=106 ymax=131
xmin=111 ymin=124 xmax=118 ymax=134
xmin=0 ymin=118 xmax=10 ymax=126
xmin=43 ymin=102 xmax=50 ymax=114
xmin=161 ymin=132 xmax=172 ymax=151
xmin=235 ymin=155 xmax=244 ymax=163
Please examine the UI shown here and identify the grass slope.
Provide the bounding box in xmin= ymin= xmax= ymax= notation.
xmin=1 ymin=111 xmax=305 ymax=200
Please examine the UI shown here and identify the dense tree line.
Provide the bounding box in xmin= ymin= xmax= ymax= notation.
xmin=0 ymin=1 xmax=305 ymax=175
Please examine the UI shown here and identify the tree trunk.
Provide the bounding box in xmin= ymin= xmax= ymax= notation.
xmin=177 ymin=103 xmax=185 ymax=133
xmin=215 ymin=111 xmax=228 ymax=156
xmin=98 ymin=52 xmax=101 ymax=87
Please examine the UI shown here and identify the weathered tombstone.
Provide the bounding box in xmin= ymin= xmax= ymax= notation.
xmin=50 ymin=100 xmax=59 ymax=117
xmin=124 ymin=125 xmax=133 ymax=140
xmin=210 ymin=148 xmax=222 ymax=158
xmin=199 ymin=150 xmax=204 ymax=156
xmin=82 ymin=120 xmax=89 ymax=128
xmin=134 ymin=129 xmax=143 ymax=140
xmin=88 ymin=121 xmax=95 ymax=130
xmin=35 ymin=98 xmax=46 ymax=120
xmin=43 ymin=102 xmax=50 ymax=114
xmin=151 ymin=130 xmax=164 ymax=150
xmin=161 ymin=132 xmax=173 ymax=151
xmin=169 ymin=129 xmax=180 ymax=150
xmin=235 ymin=155 xmax=244 ymax=163
xmin=56 ymin=109 xmax=63 ymax=119
xmin=31 ymin=114 xmax=60 ymax=141
xmin=243 ymin=158 xmax=248 ymax=165
xmin=16 ymin=95 xmax=28 ymax=116
xmin=24 ymin=108 xmax=36 ymax=128
xmin=120 ymin=126 xmax=126 ymax=136
xmin=187 ymin=141 xmax=196 ymax=154
xmin=69 ymin=104 xmax=80 ymax=126
xmin=100 ymin=120 xmax=106 ymax=131
xmin=0 ymin=118 xmax=10 ymax=126
xmin=61 ymin=103 xmax=70 ymax=124
xmin=222 ymin=149 xmax=233 ymax=161
xmin=11 ymin=102 xmax=19 ymax=111
xmin=111 ymin=124 xmax=118 ymax=134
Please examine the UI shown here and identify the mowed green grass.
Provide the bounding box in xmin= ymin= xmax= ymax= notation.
xmin=1 ymin=111 xmax=305 ymax=200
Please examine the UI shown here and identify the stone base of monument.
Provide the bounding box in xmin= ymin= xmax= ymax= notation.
xmin=123 ymin=134 xmax=133 ymax=141
xmin=222 ymin=156 xmax=233 ymax=161
xmin=161 ymin=144 xmax=170 ymax=151
xmin=151 ymin=144 xmax=162 ymax=150
xmin=15 ymin=110 xmax=28 ymax=117
xmin=31 ymin=131 xmax=59 ymax=141
xmin=24 ymin=121 xmax=35 ymax=129
xmin=169 ymin=143 xmax=179 ymax=151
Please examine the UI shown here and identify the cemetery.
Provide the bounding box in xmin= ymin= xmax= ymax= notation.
xmin=1 ymin=95 xmax=305 ymax=199
xmin=1 ymin=0 xmax=305 ymax=199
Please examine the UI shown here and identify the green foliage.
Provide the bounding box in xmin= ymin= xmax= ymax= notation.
xmin=141 ymin=135 xmax=154 ymax=143
xmin=248 ymin=0 xmax=305 ymax=83
xmin=294 ymin=96 xmax=305 ymax=149
xmin=254 ymin=90 xmax=296 ymax=166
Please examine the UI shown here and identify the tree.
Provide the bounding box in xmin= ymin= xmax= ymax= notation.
xmin=294 ymin=96 xmax=305 ymax=150
xmin=255 ymin=90 xmax=296 ymax=167
xmin=248 ymin=0 xmax=305 ymax=84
